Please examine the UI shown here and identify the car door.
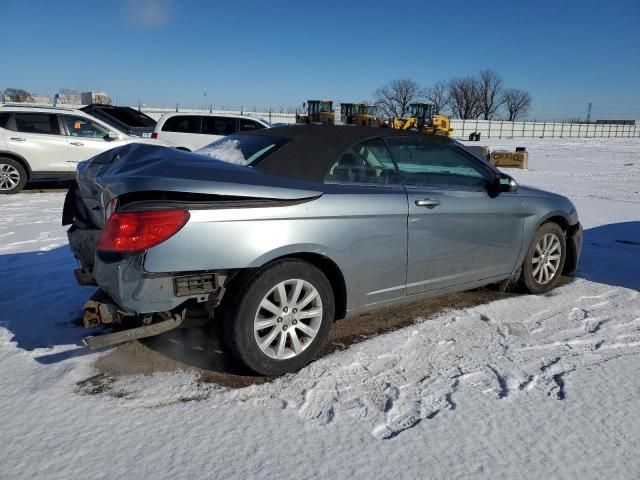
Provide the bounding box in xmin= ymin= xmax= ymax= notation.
xmin=60 ymin=114 xmax=127 ymax=165
xmin=386 ymin=137 xmax=524 ymax=295
xmin=4 ymin=112 xmax=70 ymax=174
xmin=323 ymin=138 xmax=408 ymax=308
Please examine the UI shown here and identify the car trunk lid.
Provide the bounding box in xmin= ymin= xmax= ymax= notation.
xmin=73 ymin=143 xmax=323 ymax=228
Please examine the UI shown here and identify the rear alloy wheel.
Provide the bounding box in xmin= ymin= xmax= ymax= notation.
xmin=0 ymin=158 xmax=27 ymax=194
xmin=254 ymin=279 xmax=323 ymax=360
xmin=521 ymin=222 xmax=566 ymax=294
xmin=223 ymin=259 xmax=334 ymax=376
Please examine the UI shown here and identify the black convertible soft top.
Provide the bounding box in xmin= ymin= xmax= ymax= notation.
xmin=245 ymin=125 xmax=453 ymax=181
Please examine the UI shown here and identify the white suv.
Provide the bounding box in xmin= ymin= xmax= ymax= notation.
xmin=0 ymin=105 xmax=172 ymax=194
xmin=152 ymin=112 xmax=271 ymax=151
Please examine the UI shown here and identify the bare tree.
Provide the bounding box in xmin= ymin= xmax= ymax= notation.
xmin=448 ymin=77 xmax=480 ymax=119
xmin=424 ymin=80 xmax=450 ymax=114
xmin=373 ymin=79 xmax=422 ymax=118
xmin=476 ymin=69 xmax=504 ymax=120
xmin=3 ymin=88 xmax=33 ymax=103
xmin=502 ymin=88 xmax=531 ymax=121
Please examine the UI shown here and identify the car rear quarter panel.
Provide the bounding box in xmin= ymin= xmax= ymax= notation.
xmin=143 ymin=189 xmax=409 ymax=310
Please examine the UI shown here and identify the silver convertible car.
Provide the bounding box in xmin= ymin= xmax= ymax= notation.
xmin=64 ymin=126 xmax=582 ymax=375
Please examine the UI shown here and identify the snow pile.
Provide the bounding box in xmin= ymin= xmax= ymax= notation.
xmin=0 ymin=138 xmax=639 ymax=479
xmin=196 ymin=139 xmax=247 ymax=165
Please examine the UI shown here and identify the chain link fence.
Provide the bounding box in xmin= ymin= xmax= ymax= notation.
xmin=4 ymin=101 xmax=638 ymax=138
xmin=451 ymin=118 xmax=639 ymax=139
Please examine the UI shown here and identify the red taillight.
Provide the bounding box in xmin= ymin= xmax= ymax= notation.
xmin=151 ymin=132 xmax=158 ymax=139
xmin=97 ymin=210 xmax=190 ymax=253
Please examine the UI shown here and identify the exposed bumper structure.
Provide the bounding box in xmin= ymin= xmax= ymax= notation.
xmin=84 ymin=307 xmax=185 ymax=350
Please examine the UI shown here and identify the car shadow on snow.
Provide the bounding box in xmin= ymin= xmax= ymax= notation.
xmin=0 ymin=245 xmax=101 ymax=363
xmin=0 ymin=222 xmax=638 ymax=386
xmin=575 ymin=221 xmax=640 ymax=291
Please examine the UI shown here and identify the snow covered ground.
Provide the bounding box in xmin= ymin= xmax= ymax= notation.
xmin=1 ymin=138 xmax=639 ymax=479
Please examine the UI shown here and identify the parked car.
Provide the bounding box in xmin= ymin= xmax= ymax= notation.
xmin=64 ymin=126 xmax=582 ymax=375
xmin=0 ymin=104 xmax=172 ymax=194
xmin=152 ymin=112 xmax=271 ymax=151
xmin=80 ymin=104 xmax=157 ymax=138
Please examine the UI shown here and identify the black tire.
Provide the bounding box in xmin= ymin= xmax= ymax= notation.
xmin=0 ymin=157 xmax=27 ymax=194
xmin=223 ymin=259 xmax=335 ymax=376
xmin=521 ymin=222 xmax=566 ymax=294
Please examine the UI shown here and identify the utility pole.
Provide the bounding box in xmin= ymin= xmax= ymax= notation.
xmin=586 ymin=102 xmax=592 ymax=123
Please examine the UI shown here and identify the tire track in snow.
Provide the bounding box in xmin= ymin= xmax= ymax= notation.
xmin=89 ymin=283 xmax=640 ymax=440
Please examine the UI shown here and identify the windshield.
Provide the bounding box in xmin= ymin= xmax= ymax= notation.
xmin=196 ymin=134 xmax=288 ymax=166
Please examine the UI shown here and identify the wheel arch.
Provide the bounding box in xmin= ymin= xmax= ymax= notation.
xmin=540 ymin=213 xmax=569 ymax=231
xmin=225 ymin=251 xmax=347 ymax=322
xmin=274 ymin=252 xmax=347 ymax=321
xmin=0 ymin=151 xmax=32 ymax=180
xmin=536 ymin=213 xmax=579 ymax=274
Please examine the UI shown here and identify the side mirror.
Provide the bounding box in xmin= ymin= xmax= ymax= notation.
xmin=497 ymin=173 xmax=518 ymax=192
xmin=104 ymin=132 xmax=120 ymax=141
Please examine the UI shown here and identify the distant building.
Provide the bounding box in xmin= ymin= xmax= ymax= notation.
xmin=54 ymin=91 xmax=82 ymax=105
xmin=31 ymin=94 xmax=50 ymax=104
xmin=81 ymin=91 xmax=111 ymax=105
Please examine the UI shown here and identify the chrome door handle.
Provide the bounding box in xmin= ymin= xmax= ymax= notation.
xmin=10 ymin=137 xmax=26 ymax=142
xmin=70 ymin=142 xmax=84 ymax=146
xmin=415 ymin=198 xmax=441 ymax=209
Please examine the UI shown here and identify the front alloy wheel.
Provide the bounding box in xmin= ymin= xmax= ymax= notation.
xmin=521 ymin=222 xmax=566 ymax=294
xmin=531 ymin=233 xmax=562 ymax=285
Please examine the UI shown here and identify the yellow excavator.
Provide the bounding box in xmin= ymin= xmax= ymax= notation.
xmin=340 ymin=103 xmax=380 ymax=127
xmin=296 ymin=100 xmax=335 ymax=125
xmin=391 ymin=103 xmax=453 ymax=136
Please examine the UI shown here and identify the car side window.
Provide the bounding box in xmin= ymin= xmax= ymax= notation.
xmin=386 ymin=138 xmax=492 ymax=189
xmin=325 ymin=138 xmax=399 ymax=185
xmin=202 ymin=116 xmax=238 ymax=136
xmin=62 ymin=115 xmax=110 ymax=138
xmin=162 ymin=115 xmax=202 ymax=133
xmin=12 ymin=113 xmax=60 ymax=135
xmin=240 ymin=119 xmax=265 ymax=131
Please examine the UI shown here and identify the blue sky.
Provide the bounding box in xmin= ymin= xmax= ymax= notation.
xmin=1 ymin=0 xmax=639 ymax=120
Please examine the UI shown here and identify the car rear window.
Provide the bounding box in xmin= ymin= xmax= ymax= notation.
xmin=97 ymin=107 xmax=156 ymax=128
xmin=162 ymin=115 xmax=202 ymax=133
xmin=196 ymin=135 xmax=288 ymax=166
xmin=202 ymin=116 xmax=237 ymax=136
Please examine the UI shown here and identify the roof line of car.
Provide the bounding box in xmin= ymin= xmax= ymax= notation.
xmin=1 ymin=103 xmax=76 ymax=111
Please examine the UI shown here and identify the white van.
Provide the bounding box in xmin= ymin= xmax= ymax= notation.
xmin=152 ymin=113 xmax=271 ymax=151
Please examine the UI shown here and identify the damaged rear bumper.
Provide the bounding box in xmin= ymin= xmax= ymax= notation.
xmin=82 ymin=291 xmax=186 ymax=349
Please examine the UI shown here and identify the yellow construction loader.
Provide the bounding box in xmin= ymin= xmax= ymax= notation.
xmin=296 ymin=100 xmax=335 ymax=125
xmin=340 ymin=103 xmax=380 ymax=127
xmin=391 ymin=103 xmax=453 ymax=136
